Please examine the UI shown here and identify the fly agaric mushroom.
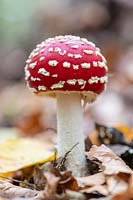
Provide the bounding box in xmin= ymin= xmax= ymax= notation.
xmin=25 ymin=35 xmax=108 ymax=177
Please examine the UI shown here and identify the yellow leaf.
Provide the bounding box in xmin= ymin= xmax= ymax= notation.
xmin=115 ymin=125 xmax=133 ymax=143
xmin=0 ymin=138 xmax=54 ymax=174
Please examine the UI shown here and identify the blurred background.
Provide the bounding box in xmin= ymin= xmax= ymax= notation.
xmin=0 ymin=0 xmax=133 ymax=138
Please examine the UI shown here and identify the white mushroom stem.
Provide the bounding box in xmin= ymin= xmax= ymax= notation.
xmin=57 ymin=93 xmax=87 ymax=177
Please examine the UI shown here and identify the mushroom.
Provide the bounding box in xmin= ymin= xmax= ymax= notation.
xmin=24 ymin=35 xmax=108 ymax=177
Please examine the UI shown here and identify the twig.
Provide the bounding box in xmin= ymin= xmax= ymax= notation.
xmin=56 ymin=143 xmax=79 ymax=170
xmin=0 ymin=175 xmax=36 ymax=190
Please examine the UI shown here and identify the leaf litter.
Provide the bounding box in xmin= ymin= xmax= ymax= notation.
xmin=0 ymin=142 xmax=132 ymax=200
xmin=0 ymin=87 xmax=132 ymax=200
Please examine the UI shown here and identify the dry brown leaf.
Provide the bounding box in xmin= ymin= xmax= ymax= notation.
xmin=84 ymin=145 xmax=133 ymax=198
xmin=76 ymin=172 xmax=108 ymax=196
xmin=38 ymin=171 xmax=69 ymax=200
xmin=44 ymin=171 xmax=60 ymax=194
xmin=112 ymin=174 xmax=133 ymax=200
xmin=34 ymin=167 xmax=47 ymax=190
xmin=129 ymin=175 xmax=133 ymax=197
xmin=86 ymin=144 xmax=132 ymax=175
xmin=34 ymin=163 xmax=60 ymax=191
xmin=80 ymin=185 xmax=108 ymax=196
xmin=106 ymin=175 xmax=128 ymax=195
xmin=0 ymin=181 xmax=39 ymax=199
xmin=34 ymin=163 xmax=79 ymax=192
xmin=76 ymin=172 xmax=105 ymax=188
xmin=59 ymin=171 xmax=79 ymax=192
xmin=0 ymin=180 xmax=68 ymax=200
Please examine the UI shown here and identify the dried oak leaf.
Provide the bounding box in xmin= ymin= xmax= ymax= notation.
xmin=85 ymin=145 xmax=133 ymax=197
xmin=34 ymin=162 xmax=79 ymax=193
xmin=86 ymin=144 xmax=132 ymax=176
xmin=34 ymin=167 xmax=47 ymax=190
xmin=76 ymin=172 xmax=108 ymax=196
xmin=106 ymin=175 xmax=129 ymax=196
xmin=34 ymin=163 xmax=60 ymax=191
xmin=112 ymin=174 xmax=133 ymax=200
xmin=43 ymin=171 xmax=60 ymax=195
xmin=0 ymin=181 xmax=39 ymax=199
xmin=77 ymin=172 xmax=105 ymax=188
xmin=58 ymin=171 xmax=79 ymax=192
xmin=37 ymin=171 xmax=69 ymax=200
xmin=103 ymin=144 xmax=133 ymax=169
xmin=80 ymin=185 xmax=108 ymax=196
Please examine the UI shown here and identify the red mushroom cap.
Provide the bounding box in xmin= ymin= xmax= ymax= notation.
xmin=25 ymin=35 xmax=108 ymax=101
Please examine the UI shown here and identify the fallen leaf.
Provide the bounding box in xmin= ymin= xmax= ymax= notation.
xmin=80 ymin=185 xmax=108 ymax=196
xmin=77 ymin=172 xmax=105 ymax=188
xmin=0 ymin=138 xmax=54 ymax=174
xmin=34 ymin=167 xmax=47 ymax=190
xmin=0 ymin=180 xmax=39 ymax=199
xmin=115 ymin=125 xmax=133 ymax=143
xmin=106 ymin=175 xmax=128 ymax=195
xmin=43 ymin=171 xmax=60 ymax=194
xmin=106 ymin=144 xmax=133 ymax=169
xmin=37 ymin=170 xmax=70 ymax=200
xmin=34 ymin=163 xmax=79 ymax=192
xmin=59 ymin=171 xmax=79 ymax=192
xmin=86 ymin=144 xmax=132 ymax=175
xmin=76 ymin=172 xmax=108 ymax=196
xmin=84 ymin=145 xmax=133 ymax=198
xmin=112 ymin=174 xmax=133 ymax=200
xmin=34 ymin=162 xmax=61 ymax=191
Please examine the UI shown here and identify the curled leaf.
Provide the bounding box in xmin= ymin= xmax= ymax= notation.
xmin=86 ymin=144 xmax=132 ymax=175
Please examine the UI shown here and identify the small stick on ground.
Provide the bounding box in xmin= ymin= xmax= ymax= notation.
xmin=56 ymin=143 xmax=79 ymax=170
